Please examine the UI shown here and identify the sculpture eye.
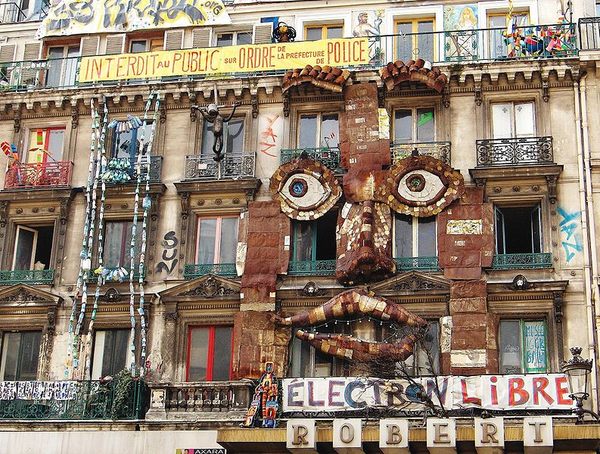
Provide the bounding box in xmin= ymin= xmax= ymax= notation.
xmin=270 ymin=157 xmax=341 ymax=220
xmin=396 ymin=170 xmax=446 ymax=203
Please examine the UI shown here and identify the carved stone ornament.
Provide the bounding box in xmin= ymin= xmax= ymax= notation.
xmin=180 ymin=276 xmax=238 ymax=298
xmin=1 ymin=289 xmax=50 ymax=304
xmin=392 ymin=276 xmax=448 ymax=292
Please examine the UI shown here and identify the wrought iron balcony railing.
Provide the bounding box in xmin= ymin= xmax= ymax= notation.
xmin=183 ymin=263 xmax=237 ymax=279
xmin=0 ymin=269 xmax=54 ymax=285
xmin=102 ymin=156 xmax=163 ymax=184
xmin=184 ymin=153 xmax=255 ymax=180
xmin=579 ymin=17 xmax=600 ymax=51
xmin=288 ymin=260 xmax=336 ymax=276
xmin=391 ymin=142 xmax=451 ymax=165
xmin=0 ymin=2 xmax=26 ymax=23
xmin=0 ymin=378 xmax=147 ymax=420
xmin=4 ymin=161 xmax=73 ymax=189
xmin=395 ymin=256 xmax=439 ymax=272
xmin=87 ymin=267 xmax=145 ymax=284
xmin=146 ymin=381 xmax=253 ymax=420
xmin=280 ymin=147 xmax=340 ymax=171
xmin=492 ymin=253 xmax=553 ymax=270
xmin=476 ymin=137 xmax=554 ymax=167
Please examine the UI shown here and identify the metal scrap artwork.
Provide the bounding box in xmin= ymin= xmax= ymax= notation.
xmin=282 ymin=65 xmax=351 ymax=94
xmin=380 ymin=58 xmax=448 ymax=93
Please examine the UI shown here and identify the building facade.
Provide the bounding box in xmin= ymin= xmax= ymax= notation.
xmin=1 ymin=0 xmax=600 ymax=452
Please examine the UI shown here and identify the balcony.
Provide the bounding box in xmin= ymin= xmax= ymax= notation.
xmin=0 ymin=269 xmax=54 ymax=285
xmin=103 ymin=156 xmax=163 ymax=184
xmin=183 ymin=263 xmax=237 ymax=280
xmin=0 ymin=2 xmax=27 ymax=24
xmin=5 ymin=161 xmax=73 ymax=189
xmin=280 ymin=147 xmax=340 ymax=171
xmin=579 ymin=17 xmax=600 ymax=51
xmin=184 ymin=153 xmax=255 ymax=180
xmin=394 ymin=257 xmax=439 ymax=272
xmin=492 ymin=253 xmax=553 ymax=270
xmin=476 ymin=137 xmax=554 ymax=167
xmin=288 ymin=260 xmax=336 ymax=276
xmin=146 ymin=380 xmax=254 ymax=421
xmin=0 ymin=379 xmax=147 ymax=420
xmin=391 ymin=142 xmax=451 ymax=165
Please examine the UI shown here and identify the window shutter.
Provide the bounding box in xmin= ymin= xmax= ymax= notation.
xmin=191 ymin=28 xmax=212 ymax=48
xmin=253 ymin=23 xmax=273 ymax=44
xmin=494 ymin=207 xmax=505 ymax=254
xmin=80 ymin=36 xmax=99 ymax=56
xmin=0 ymin=44 xmax=15 ymax=63
xmin=23 ymin=42 xmax=41 ymax=60
xmin=21 ymin=42 xmax=41 ymax=86
xmin=164 ymin=29 xmax=184 ymax=50
xmin=105 ymin=34 xmax=125 ymax=55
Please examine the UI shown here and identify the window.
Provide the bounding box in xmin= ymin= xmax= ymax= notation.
xmin=12 ymin=225 xmax=54 ymax=271
xmin=201 ymin=118 xmax=244 ymax=156
xmin=297 ymin=113 xmax=339 ymax=149
xmin=393 ymin=108 xmax=435 ymax=144
xmin=395 ymin=18 xmax=435 ymax=62
xmin=187 ymin=326 xmax=233 ymax=381
xmin=91 ymin=329 xmax=131 ymax=379
xmin=46 ymin=45 xmax=79 ymax=88
xmin=216 ymin=31 xmax=253 ymax=46
xmin=26 ymin=127 xmax=65 ymax=162
xmin=495 ymin=205 xmax=542 ymax=254
xmin=305 ymin=23 xmax=344 ymax=41
xmin=0 ymin=331 xmax=41 ymax=380
xmin=488 ymin=12 xmax=529 ymax=58
xmin=289 ymin=324 xmax=350 ymax=377
xmin=292 ymin=210 xmax=337 ymax=262
xmin=394 ymin=214 xmax=436 ymax=258
xmin=401 ymin=321 xmax=440 ymax=376
xmin=110 ymin=120 xmax=153 ymax=160
xmin=499 ymin=320 xmax=547 ymax=374
xmin=195 ymin=216 xmax=238 ymax=265
xmin=129 ymin=38 xmax=164 ymax=53
xmin=491 ymin=102 xmax=535 ymax=139
xmin=103 ymin=221 xmax=141 ymax=268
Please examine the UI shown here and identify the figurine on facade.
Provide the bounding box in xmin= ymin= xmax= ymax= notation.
xmin=192 ymin=102 xmax=240 ymax=162
xmin=273 ymin=22 xmax=296 ymax=42
xmin=241 ymin=362 xmax=279 ymax=428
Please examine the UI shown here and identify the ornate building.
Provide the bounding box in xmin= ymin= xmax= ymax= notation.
xmin=1 ymin=0 xmax=600 ymax=452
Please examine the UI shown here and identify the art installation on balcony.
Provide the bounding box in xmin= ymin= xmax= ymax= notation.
xmin=241 ymin=362 xmax=279 ymax=428
xmin=282 ymin=65 xmax=351 ymax=94
xmin=192 ymin=102 xmax=240 ymax=161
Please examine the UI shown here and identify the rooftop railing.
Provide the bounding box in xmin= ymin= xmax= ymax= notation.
xmin=5 ymin=161 xmax=73 ymax=189
xmin=0 ymin=23 xmax=577 ymax=93
xmin=184 ymin=153 xmax=255 ymax=180
xmin=476 ymin=136 xmax=554 ymax=167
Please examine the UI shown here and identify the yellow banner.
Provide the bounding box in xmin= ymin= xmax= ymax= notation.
xmin=37 ymin=0 xmax=231 ymax=38
xmin=79 ymin=38 xmax=370 ymax=82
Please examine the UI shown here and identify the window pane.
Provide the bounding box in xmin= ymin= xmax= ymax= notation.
xmin=292 ymin=221 xmax=314 ymax=261
xmin=212 ymin=327 xmax=232 ymax=380
xmin=237 ymin=32 xmax=253 ymax=45
xmin=531 ymin=205 xmax=542 ymax=253
xmin=188 ymin=328 xmax=209 ymax=381
xmin=14 ymin=227 xmax=36 ymax=270
xmin=1 ymin=332 xmax=21 ymax=380
xmin=201 ymin=121 xmax=214 ymax=157
xmin=394 ymin=214 xmax=413 ymax=257
xmin=101 ymin=329 xmax=129 ymax=377
xmin=298 ymin=115 xmax=318 ymax=148
xmin=217 ymin=33 xmax=233 ymax=47
xmin=416 ymin=108 xmax=435 ymax=141
xmin=417 ymin=217 xmax=436 ymax=256
xmin=523 ymin=321 xmax=547 ymax=373
xmin=320 ymin=114 xmax=339 ymax=148
xmin=417 ymin=322 xmax=439 ymax=375
xmin=17 ymin=332 xmax=40 ymax=381
xmin=47 ymin=129 xmax=65 ymax=161
xmin=219 ymin=217 xmax=239 ymax=264
xmin=499 ymin=320 xmax=522 ymax=374
xmin=130 ymin=40 xmax=147 ymax=53
xmin=492 ymin=103 xmax=513 ymax=139
xmin=315 ymin=210 xmax=338 ymax=260
xmin=515 ymin=102 xmax=535 ymax=137
xmin=396 ymin=22 xmax=413 ymax=61
xmin=495 ymin=207 xmax=506 ymax=254
xmin=104 ymin=222 xmax=126 ymax=267
xmin=226 ymin=119 xmax=244 ymax=153
xmin=113 ymin=128 xmax=135 ymax=159
xmin=197 ymin=218 xmax=217 ymax=264
xmin=327 ymin=26 xmax=343 ymax=39
xmin=28 ymin=129 xmax=46 ymax=163
xmin=46 ymin=47 xmax=65 ymax=88
xmin=417 ymin=21 xmax=435 ymax=62
xmin=394 ymin=110 xmax=413 ymax=143
xmin=306 ymin=28 xmax=322 ymax=41
xmin=123 ymin=222 xmax=141 ymax=267
xmin=498 ymin=207 xmax=536 ymax=254
xmin=290 ymin=334 xmax=312 ymax=377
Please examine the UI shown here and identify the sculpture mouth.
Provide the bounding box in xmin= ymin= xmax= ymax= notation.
xmin=336 ymin=250 xmax=396 ymax=286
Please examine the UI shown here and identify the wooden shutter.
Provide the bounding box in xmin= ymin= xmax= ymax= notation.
xmin=164 ymin=29 xmax=184 ymax=50
xmin=21 ymin=42 xmax=42 ymax=86
xmin=105 ymin=34 xmax=125 ymax=55
xmin=0 ymin=44 xmax=15 ymax=63
xmin=253 ymin=23 xmax=273 ymax=44
xmin=23 ymin=42 xmax=41 ymax=60
xmin=80 ymin=36 xmax=99 ymax=56
xmin=191 ymin=28 xmax=212 ymax=48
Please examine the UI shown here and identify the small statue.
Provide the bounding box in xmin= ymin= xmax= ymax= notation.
xmin=273 ymin=22 xmax=296 ymax=43
xmin=192 ymin=102 xmax=240 ymax=162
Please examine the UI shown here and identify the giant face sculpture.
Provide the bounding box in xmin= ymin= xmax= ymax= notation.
xmin=271 ymin=63 xmax=463 ymax=366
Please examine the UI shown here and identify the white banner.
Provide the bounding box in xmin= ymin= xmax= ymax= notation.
xmin=0 ymin=381 xmax=78 ymax=401
xmin=282 ymin=375 xmax=573 ymax=413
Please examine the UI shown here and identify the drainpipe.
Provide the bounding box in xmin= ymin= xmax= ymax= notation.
xmin=574 ymin=76 xmax=599 ymax=411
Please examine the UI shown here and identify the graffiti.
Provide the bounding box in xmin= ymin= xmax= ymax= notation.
xmin=46 ymin=0 xmax=95 ymax=31
xmin=259 ymin=115 xmax=280 ymax=157
xmin=156 ymin=231 xmax=179 ymax=275
xmin=558 ymin=207 xmax=583 ymax=262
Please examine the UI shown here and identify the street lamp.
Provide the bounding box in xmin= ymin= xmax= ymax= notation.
xmin=561 ymin=346 xmax=599 ymax=423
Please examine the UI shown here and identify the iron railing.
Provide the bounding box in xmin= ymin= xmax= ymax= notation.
xmin=391 ymin=142 xmax=451 ymax=165
xmin=492 ymin=253 xmax=553 ymax=270
xmin=102 ymin=156 xmax=163 ymax=184
xmin=280 ymin=147 xmax=340 ymax=171
xmin=0 ymin=378 xmax=147 ymax=420
xmin=5 ymin=161 xmax=73 ymax=189
xmin=288 ymin=260 xmax=336 ymax=276
xmin=395 ymin=256 xmax=439 ymax=272
xmin=184 ymin=153 xmax=255 ymax=180
xmin=88 ymin=267 xmax=145 ymax=284
xmin=476 ymin=136 xmax=554 ymax=167
xmin=183 ymin=263 xmax=237 ymax=279
xmin=0 ymin=269 xmax=54 ymax=285
xmin=579 ymin=17 xmax=600 ymax=51
xmin=0 ymin=2 xmax=26 ymax=23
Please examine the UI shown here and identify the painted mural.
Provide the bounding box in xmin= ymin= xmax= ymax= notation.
xmin=443 ymin=4 xmax=479 ymax=61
